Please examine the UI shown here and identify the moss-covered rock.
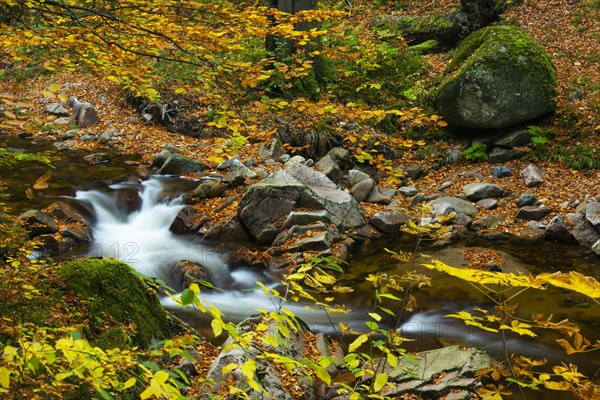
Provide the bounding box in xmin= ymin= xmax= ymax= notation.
xmin=58 ymin=258 xmax=171 ymax=348
xmin=434 ymin=25 xmax=557 ymax=129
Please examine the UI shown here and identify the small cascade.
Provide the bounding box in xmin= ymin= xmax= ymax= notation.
xmin=76 ymin=178 xmax=230 ymax=289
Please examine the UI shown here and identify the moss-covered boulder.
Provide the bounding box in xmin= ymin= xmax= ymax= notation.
xmin=58 ymin=258 xmax=171 ymax=348
xmin=434 ymin=25 xmax=557 ymax=129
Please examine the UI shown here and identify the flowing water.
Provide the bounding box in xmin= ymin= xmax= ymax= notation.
xmin=3 ymin=134 xmax=599 ymax=397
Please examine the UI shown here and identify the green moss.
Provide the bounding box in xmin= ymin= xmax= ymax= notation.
xmin=374 ymin=12 xmax=456 ymax=36
xmin=58 ymin=258 xmax=170 ymax=348
xmin=409 ymin=39 xmax=441 ymax=54
xmin=442 ymin=25 xmax=557 ymax=91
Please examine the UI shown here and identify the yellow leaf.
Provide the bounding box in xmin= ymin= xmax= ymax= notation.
xmin=123 ymin=377 xmax=136 ymax=389
xmin=0 ymin=366 xmax=10 ymax=389
xmin=222 ymin=363 xmax=239 ymax=375
xmin=374 ymin=372 xmax=388 ymax=392
xmin=348 ymin=333 xmax=368 ymax=353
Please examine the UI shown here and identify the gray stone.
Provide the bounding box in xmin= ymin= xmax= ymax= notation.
xmin=350 ymin=179 xmax=375 ymax=202
xmin=491 ymin=166 xmax=512 ymax=178
xmin=348 ymin=169 xmax=371 ymax=187
xmin=384 ymin=346 xmax=493 ymax=398
xmin=326 ymin=146 xmax=351 ymax=168
xmin=430 ymin=197 xmax=479 ymax=217
xmin=405 ymin=164 xmax=424 ymax=180
xmin=160 ymin=154 xmax=208 ymax=175
xmin=366 ymin=185 xmax=394 ymax=205
xmin=454 ymin=212 xmax=472 ymax=227
xmin=152 ymin=150 xmax=172 ymax=167
xmin=494 ymin=129 xmax=531 ymax=148
xmin=444 ymin=148 xmax=461 ymax=164
xmin=315 ymin=154 xmax=343 ymax=183
xmin=279 ymin=154 xmax=290 ymax=163
xmin=592 ymin=239 xmax=600 ymax=256
xmin=463 ymin=182 xmax=503 ymax=201
xmin=476 ymin=198 xmax=498 ymax=210
xmin=79 ymin=134 xmax=92 ymax=142
xmin=515 ymin=206 xmax=552 ymax=221
xmin=99 ymin=131 xmax=113 ymax=144
xmin=53 ymin=140 xmax=77 ymax=151
xmin=63 ymin=129 xmax=78 ymax=139
xmin=45 ymin=103 xmax=69 ymax=116
xmin=398 ymin=186 xmax=418 ymax=197
xmin=162 ymin=144 xmax=181 ymax=154
xmin=18 ymin=210 xmax=59 ymax=238
xmin=287 ymin=231 xmax=333 ymax=252
xmin=370 ymin=210 xmax=409 ymax=233
xmin=544 ymin=216 xmax=575 ymax=243
xmin=488 ymin=147 xmax=518 ymax=163
xmin=434 ymin=26 xmax=556 ymax=129
xmin=68 ymin=97 xmax=99 ymax=128
xmin=259 ymin=138 xmax=284 ymax=161
xmin=193 ymin=180 xmax=217 ymax=199
xmin=568 ymin=213 xmax=600 ymax=248
xmin=59 ymin=224 xmax=92 ymax=244
xmin=436 ymin=181 xmax=452 ymax=192
xmin=223 ymin=170 xmax=245 ymax=187
xmin=522 ymin=165 xmax=544 ymax=187
xmin=282 ymin=210 xmax=328 ymax=229
xmin=471 ymin=214 xmax=505 ymax=230
xmin=238 ymin=163 xmax=365 ymax=244
xmin=170 ymin=206 xmax=206 ymax=234
xmin=203 ymin=217 xmax=251 ymax=242
xmin=516 ymin=193 xmax=539 ymax=207
xmin=229 ymin=159 xmax=257 ymax=178
xmin=410 ymin=193 xmax=428 ymax=206
xmin=83 ymin=153 xmax=111 ymax=164
xmin=585 ymin=202 xmax=600 ymax=228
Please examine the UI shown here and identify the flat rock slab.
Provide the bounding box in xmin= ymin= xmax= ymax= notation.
xmin=383 ymin=345 xmax=493 ymax=398
xmin=515 ymin=206 xmax=552 ymax=221
xmin=463 ymin=182 xmax=503 ymax=201
xmin=370 ymin=210 xmax=410 ymax=233
xmin=430 ymin=197 xmax=479 ymax=218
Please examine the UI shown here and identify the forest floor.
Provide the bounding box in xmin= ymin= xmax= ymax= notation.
xmin=1 ymin=0 xmax=599 ymax=239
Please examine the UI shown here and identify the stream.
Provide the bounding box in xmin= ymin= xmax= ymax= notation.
xmin=2 ymin=134 xmax=599 ymax=398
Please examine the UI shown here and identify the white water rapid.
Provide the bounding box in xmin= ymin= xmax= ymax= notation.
xmin=75 ymin=177 xmax=364 ymax=333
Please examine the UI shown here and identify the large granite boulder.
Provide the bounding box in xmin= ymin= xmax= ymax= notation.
xmin=434 ymin=26 xmax=557 ymax=129
xmin=238 ymin=162 xmax=366 ymax=244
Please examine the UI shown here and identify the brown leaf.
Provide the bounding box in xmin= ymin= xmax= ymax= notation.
xmin=33 ymin=173 xmax=52 ymax=190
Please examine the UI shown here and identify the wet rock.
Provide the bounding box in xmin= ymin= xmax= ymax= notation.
xmin=45 ymin=103 xmax=69 ymax=116
xmin=471 ymin=214 xmax=505 ymax=230
xmin=383 ymin=346 xmax=493 ymax=398
xmin=238 ymin=162 xmax=365 ymax=244
xmin=45 ymin=201 xmax=90 ymax=225
xmin=83 ymin=152 xmax=111 ymax=164
xmin=592 ymin=239 xmax=600 ymax=256
xmin=114 ymin=188 xmax=142 ymax=214
xmin=366 ymin=186 xmax=394 ymax=205
xmin=515 ymin=206 xmax=552 ymax=221
xmin=68 ymin=97 xmax=99 ymax=128
xmin=476 ymin=198 xmax=498 ymax=210
xmin=315 ymin=154 xmax=343 ymax=183
xmin=544 ymin=216 xmax=576 ymax=242
xmin=160 ymin=154 xmax=208 ymax=175
xmin=348 ymin=169 xmax=371 ymax=186
xmin=491 ymin=166 xmax=512 ymax=178
xmin=272 ymin=223 xmax=329 ymax=246
xmin=521 ymin=165 xmax=544 ymax=187
xmin=287 ymin=231 xmax=334 ymax=252
xmin=516 ymin=193 xmax=539 ymax=207
xmin=463 ymin=182 xmax=503 ymax=201
xmin=430 ymin=197 xmax=479 ymax=218
xmin=173 ymin=260 xmax=212 ymax=289
xmin=568 ymin=213 xmax=600 ymax=248
xmin=59 ymin=224 xmax=92 ymax=244
xmin=170 ymin=206 xmax=206 ymax=234
xmin=203 ymin=217 xmax=251 ymax=242
xmin=585 ymin=202 xmax=600 ymax=228
xmin=18 ymin=210 xmax=59 ymax=238
xmin=37 ymin=234 xmax=69 ymax=254
xmin=405 ymin=164 xmax=424 ymax=180
xmin=370 ymin=210 xmax=410 ymax=233
xmin=398 ymin=186 xmax=418 ymax=197
xmin=282 ymin=210 xmax=328 ymax=229
xmin=350 ymin=178 xmax=375 ymax=202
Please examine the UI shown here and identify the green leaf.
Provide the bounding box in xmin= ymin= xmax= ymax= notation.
xmin=180 ymin=288 xmax=195 ymax=305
